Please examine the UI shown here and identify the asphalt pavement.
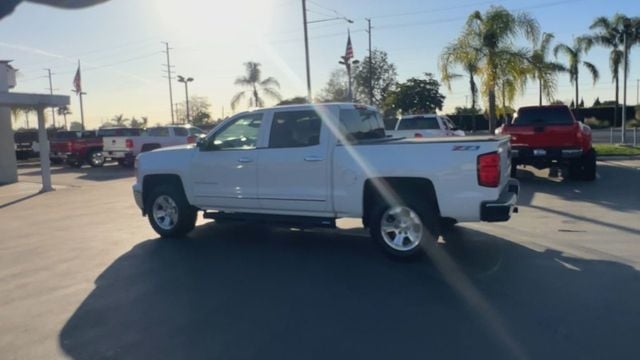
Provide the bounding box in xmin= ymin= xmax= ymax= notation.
xmin=0 ymin=161 xmax=639 ymax=359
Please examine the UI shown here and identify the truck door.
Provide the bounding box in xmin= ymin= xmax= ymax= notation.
xmin=257 ymin=109 xmax=331 ymax=214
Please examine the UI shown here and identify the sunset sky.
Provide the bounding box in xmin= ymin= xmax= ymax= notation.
xmin=2 ymin=0 xmax=640 ymax=129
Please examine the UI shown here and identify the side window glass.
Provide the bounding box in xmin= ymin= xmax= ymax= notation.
xmin=147 ymin=127 xmax=170 ymax=137
xmin=269 ymin=110 xmax=321 ymax=148
xmin=173 ymin=127 xmax=188 ymax=136
xmin=211 ymin=113 xmax=263 ymax=150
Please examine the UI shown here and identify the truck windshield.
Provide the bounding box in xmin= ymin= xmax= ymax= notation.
xmin=512 ymin=107 xmax=574 ymax=126
xmin=397 ymin=117 xmax=440 ymax=130
xmin=339 ymin=109 xmax=386 ymax=142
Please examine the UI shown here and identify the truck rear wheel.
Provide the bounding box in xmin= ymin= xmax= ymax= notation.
xmin=581 ymin=148 xmax=597 ymax=181
xmin=88 ymin=150 xmax=105 ymax=168
xmin=147 ymin=185 xmax=197 ymax=238
xmin=370 ymin=196 xmax=439 ymax=259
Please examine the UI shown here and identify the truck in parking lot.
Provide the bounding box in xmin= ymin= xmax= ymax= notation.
xmin=49 ymin=130 xmax=104 ymax=167
xmin=497 ymin=105 xmax=596 ymax=180
xmin=133 ymin=103 xmax=519 ymax=258
xmin=103 ymin=125 xmax=204 ymax=167
xmin=388 ymin=114 xmax=465 ymax=138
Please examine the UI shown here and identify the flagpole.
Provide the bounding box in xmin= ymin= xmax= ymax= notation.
xmin=77 ymin=60 xmax=85 ymax=131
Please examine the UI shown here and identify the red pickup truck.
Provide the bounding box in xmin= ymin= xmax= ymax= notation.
xmin=50 ymin=131 xmax=104 ymax=167
xmin=497 ymin=105 xmax=596 ymax=181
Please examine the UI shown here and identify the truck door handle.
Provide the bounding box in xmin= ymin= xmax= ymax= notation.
xmin=304 ymin=156 xmax=324 ymax=162
xmin=237 ymin=157 xmax=253 ymax=163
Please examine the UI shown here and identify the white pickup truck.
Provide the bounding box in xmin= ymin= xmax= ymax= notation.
xmin=103 ymin=125 xmax=204 ymax=167
xmin=133 ymin=103 xmax=518 ymax=258
xmin=388 ymin=114 xmax=465 ymax=138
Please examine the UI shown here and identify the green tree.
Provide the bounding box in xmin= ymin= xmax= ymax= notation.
xmin=353 ymin=49 xmax=398 ymax=107
xmin=110 ymin=114 xmax=129 ymax=127
xmin=454 ymin=106 xmax=483 ymax=115
xmin=554 ymin=37 xmax=599 ymax=109
xmin=529 ymin=32 xmax=566 ymax=105
xmin=317 ymin=68 xmax=349 ymax=102
xmin=231 ymin=61 xmax=281 ymax=110
xmin=130 ymin=116 xmax=149 ymax=128
xmin=442 ymin=6 xmax=540 ymax=132
xmin=176 ymin=96 xmax=211 ymax=125
xmin=56 ymin=106 xmax=71 ymax=129
xmin=588 ymin=15 xmax=640 ymax=125
xmin=440 ymin=36 xmax=481 ymax=118
xmin=277 ymin=96 xmax=309 ymax=105
xmin=593 ymin=97 xmax=601 ymax=107
xmin=382 ymin=73 xmax=446 ymax=116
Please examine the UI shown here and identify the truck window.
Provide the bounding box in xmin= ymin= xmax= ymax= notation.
xmin=210 ymin=113 xmax=263 ymax=150
xmin=269 ymin=110 xmax=321 ymax=148
xmin=513 ymin=107 xmax=574 ymax=126
xmin=173 ymin=127 xmax=188 ymax=136
xmin=146 ymin=127 xmax=170 ymax=136
xmin=189 ymin=127 xmax=204 ymax=136
xmin=339 ymin=109 xmax=386 ymax=142
xmin=398 ymin=116 xmax=440 ymax=130
xmin=51 ymin=131 xmax=79 ymax=140
xmin=98 ymin=128 xmax=142 ymax=137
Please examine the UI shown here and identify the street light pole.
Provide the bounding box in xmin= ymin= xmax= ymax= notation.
xmin=177 ymin=75 xmax=193 ymax=124
xmin=302 ymin=0 xmax=312 ymax=101
xmin=366 ymin=18 xmax=373 ymax=105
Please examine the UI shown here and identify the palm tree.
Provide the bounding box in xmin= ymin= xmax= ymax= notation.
xmin=111 ymin=114 xmax=129 ymax=127
xmin=442 ymin=6 xmax=540 ymax=132
xmin=231 ymin=62 xmax=281 ymax=111
xmin=440 ymin=36 xmax=481 ymax=128
xmin=588 ymin=15 xmax=640 ymax=125
xmin=529 ymin=32 xmax=566 ymax=105
xmin=496 ymin=53 xmax=529 ymax=119
xmin=554 ymin=37 xmax=599 ymax=108
xmin=57 ymin=106 xmax=71 ymax=129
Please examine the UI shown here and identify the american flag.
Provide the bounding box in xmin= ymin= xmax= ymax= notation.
xmin=345 ymin=31 xmax=353 ymax=61
xmin=73 ymin=64 xmax=82 ymax=94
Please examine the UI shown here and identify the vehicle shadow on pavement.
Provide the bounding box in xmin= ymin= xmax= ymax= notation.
xmin=20 ymin=164 xmax=133 ymax=182
xmin=58 ymin=223 xmax=640 ymax=360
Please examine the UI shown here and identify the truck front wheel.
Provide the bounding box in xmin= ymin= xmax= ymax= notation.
xmin=370 ymin=198 xmax=439 ymax=259
xmin=88 ymin=150 xmax=105 ymax=168
xmin=147 ymin=185 xmax=197 ymax=238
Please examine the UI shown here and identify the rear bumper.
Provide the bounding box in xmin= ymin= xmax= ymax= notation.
xmin=480 ymin=179 xmax=519 ymax=222
xmin=511 ymin=147 xmax=583 ymax=162
xmin=106 ymin=150 xmax=134 ymax=160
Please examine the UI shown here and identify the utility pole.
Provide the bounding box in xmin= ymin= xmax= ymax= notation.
xmin=44 ymin=68 xmax=56 ymax=128
xmin=162 ymin=41 xmax=176 ymax=124
xmin=302 ymin=0 xmax=312 ymax=101
xmin=621 ymin=19 xmax=631 ymax=144
xmin=365 ymin=18 xmax=373 ymax=105
xmin=75 ymin=60 xmax=86 ymax=131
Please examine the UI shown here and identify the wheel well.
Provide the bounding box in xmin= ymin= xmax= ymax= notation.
xmin=142 ymin=174 xmax=186 ymax=214
xmin=362 ymin=177 xmax=440 ymax=228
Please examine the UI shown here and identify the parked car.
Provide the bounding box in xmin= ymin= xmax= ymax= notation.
xmin=14 ymin=130 xmax=39 ymax=160
xmin=132 ymin=103 xmax=519 ymax=258
xmin=388 ymin=114 xmax=465 ymax=138
xmin=103 ymin=125 xmax=204 ymax=167
xmin=497 ymin=105 xmax=596 ymax=181
xmin=49 ymin=130 xmax=104 ymax=167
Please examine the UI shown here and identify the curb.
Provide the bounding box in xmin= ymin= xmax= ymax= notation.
xmin=597 ymin=155 xmax=640 ymax=161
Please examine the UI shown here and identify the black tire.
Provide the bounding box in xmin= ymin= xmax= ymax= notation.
xmin=568 ymin=159 xmax=582 ymax=180
xmin=581 ymin=148 xmax=597 ymax=181
xmin=146 ymin=184 xmax=197 ymax=238
xmin=68 ymin=158 xmax=83 ymax=168
xmin=50 ymin=158 xmax=63 ymax=165
xmin=118 ymin=158 xmax=134 ymax=168
xmin=369 ymin=194 xmax=439 ymax=259
xmin=87 ymin=150 xmax=105 ymax=168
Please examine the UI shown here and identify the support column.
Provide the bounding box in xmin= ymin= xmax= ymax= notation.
xmin=0 ymin=62 xmax=18 ymax=185
xmin=36 ymin=107 xmax=52 ymax=192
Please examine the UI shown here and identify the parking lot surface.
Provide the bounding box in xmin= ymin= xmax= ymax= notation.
xmin=1 ymin=161 xmax=639 ymax=359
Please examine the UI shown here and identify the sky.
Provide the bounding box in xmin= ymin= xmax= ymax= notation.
xmin=2 ymin=0 xmax=640 ymax=129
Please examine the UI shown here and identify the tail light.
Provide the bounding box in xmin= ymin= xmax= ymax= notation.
xmin=125 ymin=139 xmax=134 ymax=149
xmin=66 ymin=141 xmax=73 ymax=152
xmin=187 ymin=135 xmax=196 ymax=144
xmin=477 ymin=152 xmax=500 ymax=188
xmin=414 ymin=133 xmax=423 ymax=138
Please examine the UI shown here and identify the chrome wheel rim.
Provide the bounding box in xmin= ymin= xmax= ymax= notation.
xmin=152 ymin=195 xmax=179 ymax=230
xmin=380 ymin=206 xmax=424 ymax=252
xmin=90 ymin=152 xmax=104 ymax=166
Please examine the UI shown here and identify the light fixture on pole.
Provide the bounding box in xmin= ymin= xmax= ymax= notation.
xmin=177 ymin=75 xmax=193 ymax=124
xmin=301 ymin=0 xmax=353 ymax=102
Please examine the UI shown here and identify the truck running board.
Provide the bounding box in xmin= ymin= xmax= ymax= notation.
xmin=203 ymin=211 xmax=337 ymax=229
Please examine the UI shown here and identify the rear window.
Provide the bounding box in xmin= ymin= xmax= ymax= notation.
xmin=146 ymin=127 xmax=170 ymax=136
xmin=398 ymin=116 xmax=440 ymax=130
xmin=14 ymin=132 xmax=39 ymax=143
xmin=339 ymin=108 xmax=386 ymax=142
xmin=98 ymin=128 xmax=143 ymax=137
xmin=189 ymin=127 xmax=204 ymax=136
xmin=513 ymin=107 xmax=574 ymax=126
xmin=52 ymin=131 xmax=79 ymax=140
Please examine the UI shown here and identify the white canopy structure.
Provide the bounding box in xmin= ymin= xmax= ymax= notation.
xmin=0 ymin=61 xmax=70 ymax=191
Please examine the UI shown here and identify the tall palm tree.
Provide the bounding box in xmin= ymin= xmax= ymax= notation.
xmin=588 ymin=15 xmax=640 ymax=125
xmin=442 ymin=6 xmax=539 ymax=132
xmin=554 ymin=37 xmax=599 ymax=108
xmin=231 ymin=62 xmax=281 ymax=111
xmin=496 ymin=52 xmax=529 ymax=119
xmin=529 ymin=32 xmax=566 ymax=105
xmin=111 ymin=114 xmax=129 ymax=127
xmin=57 ymin=106 xmax=71 ymax=129
xmin=440 ymin=36 xmax=481 ymax=117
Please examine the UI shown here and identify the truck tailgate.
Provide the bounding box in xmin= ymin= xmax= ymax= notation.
xmin=103 ymin=137 xmax=129 ymax=152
